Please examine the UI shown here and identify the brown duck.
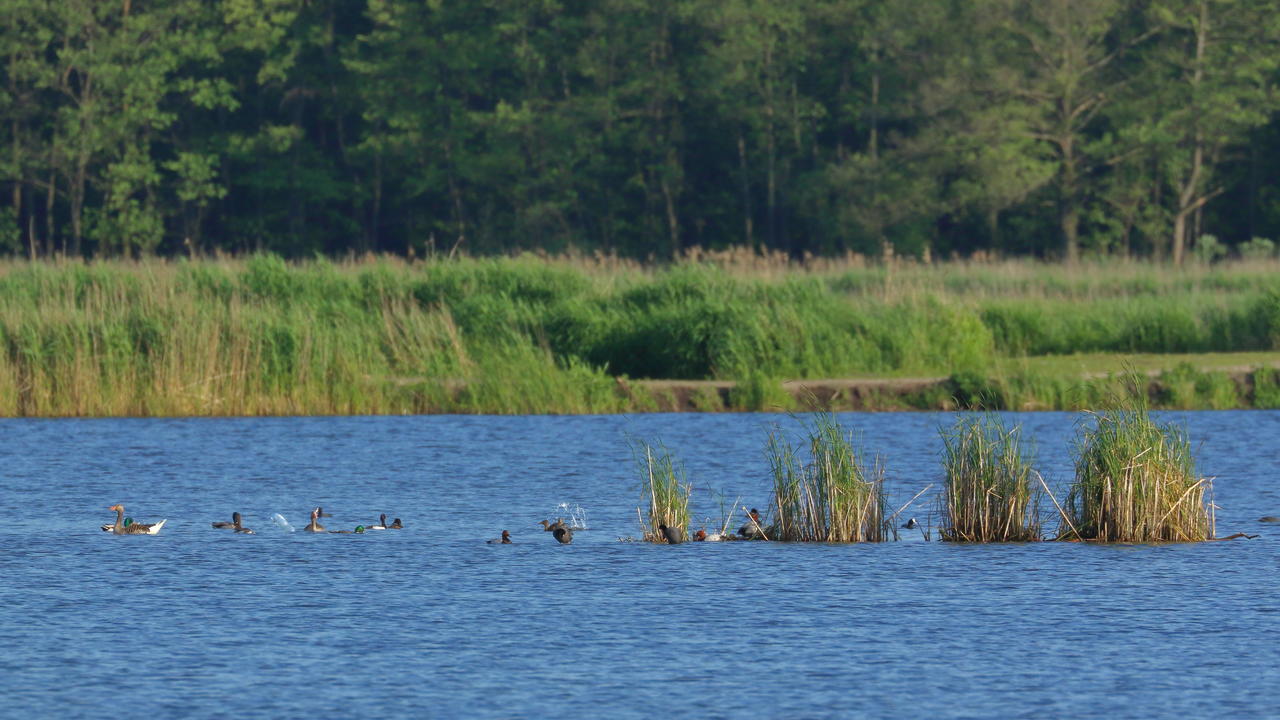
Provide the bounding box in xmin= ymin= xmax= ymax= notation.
xmin=105 ymin=504 xmax=166 ymax=535
xmin=303 ymin=507 xmax=326 ymax=533
xmin=212 ymin=512 xmax=254 ymax=534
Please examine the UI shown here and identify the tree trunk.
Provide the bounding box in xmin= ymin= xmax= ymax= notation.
xmin=737 ymin=133 xmax=754 ymax=249
xmin=45 ymin=166 xmax=55 ymax=255
xmin=1172 ymin=0 xmax=1209 ymax=267
xmin=1060 ymin=140 xmax=1079 ymax=263
xmin=869 ymin=66 xmax=879 ymax=162
xmin=71 ymin=156 xmax=87 ymax=257
xmin=371 ymin=151 xmax=382 ymax=253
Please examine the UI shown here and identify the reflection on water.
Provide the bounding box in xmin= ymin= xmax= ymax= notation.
xmin=1 ymin=411 xmax=1279 ymax=717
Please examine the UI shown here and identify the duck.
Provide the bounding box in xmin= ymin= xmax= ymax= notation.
xmin=738 ymin=508 xmax=765 ymax=539
xmin=902 ymin=517 xmax=918 ymax=529
xmin=659 ymin=524 xmax=685 ymax=545
xmin=553 ymin=525 xmax=573 ymax=544
xmin=693 ymin=529 xmax=725 ymax=542
xmin=487 ymin=530 xmax=512 ymax=544
xmin=539 ymin=519 xmax=567 ymax=532
xmin=303 ymin=507 xmax=326 ymax=533
xmin=388 ymin=518 xmax=403 ymax=529
xmin=366 ymin=514 xmax=389 ymax=530
xmin=329 ymin=526 xmax=366 ymax=534
xmin=1259 ymin=516 xmax=1280 ymax=523
xmin=212 ymin=512 xmax=254 ymax=534
xmin=105 ymin=504 xmax=166 ymax=535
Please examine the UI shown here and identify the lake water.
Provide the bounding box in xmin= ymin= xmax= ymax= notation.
xmin=2 ymin=411 xmax=1278 ymax=718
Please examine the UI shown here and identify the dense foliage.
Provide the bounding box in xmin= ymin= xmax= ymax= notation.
xmin=2 ymin=0 xmax=1280 ymax=262
xmin=0 ymin=254 xmax=1278 ymax=416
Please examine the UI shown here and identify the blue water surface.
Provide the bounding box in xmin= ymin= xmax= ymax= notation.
xmin=1 ymin=411 xmax=1278 ymax=719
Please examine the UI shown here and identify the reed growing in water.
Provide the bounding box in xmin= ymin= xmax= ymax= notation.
xmin=766 ymin=413 xmax=889 ymax=542
xmin=634 ymin=439 xmax=691 ymax=543
xmin=939 ymin=414 xmax=1041 ymax=542
xmin=1063 ymin=401 xmax=1214 ymax=542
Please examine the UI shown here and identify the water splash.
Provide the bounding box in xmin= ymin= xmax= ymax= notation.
xmin=271 ymin=513 xmax=295 ymax=532
xmin=555 ymin=502 xmax=589 ymax=530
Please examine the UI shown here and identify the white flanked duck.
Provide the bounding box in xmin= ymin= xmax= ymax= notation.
xmin=367 ymin=514 xmax=389 ymax=530
xmin=104 ymin=504 xmax=166 ymax=535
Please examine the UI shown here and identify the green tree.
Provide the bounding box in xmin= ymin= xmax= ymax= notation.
xmin=1146 ymin=0 xmax=1280 ymax=264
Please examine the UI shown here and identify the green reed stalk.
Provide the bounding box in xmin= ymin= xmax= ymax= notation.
xmin=939 ymin=414 xmax=1041 ymax=542
xmin=1064 ymin=400 xmax=1214 ymax=542
xmin=633 ymin=439 xmax=691 ymax=543
xmin=765 ymin=412 xmax=889 ymax=542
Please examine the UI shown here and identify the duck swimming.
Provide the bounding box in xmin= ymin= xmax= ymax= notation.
xmin=487 ymin=530 xmax=512 ymax=544
xmin=212 ymin=512 xmax=254 ymax=533
xmin=367 ymin=514 xmax=389 ymax=530
xmin=388 ymin=518 xmax=403 ymax=529
xmin=105 ymin=504 xmax=166 ymax=535
xmin=553 ymin=525 xmax=573 ymax=544
xmin=658 ymin=524 xmax=684 ymax=545
xmin=303 ymin=507 xmax=326 ymax=533
xmin=739 ymin=508 xmax=765 ymax=539
xmin=539 ymin=519 xmax=566 ymax=532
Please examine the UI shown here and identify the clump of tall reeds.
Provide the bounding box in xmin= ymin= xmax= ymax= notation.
xmin=1063 ymin=398 xmax=1214 ymax=542
xmin=939 ymin=414 xmax=1041 ymax=542
xmin=633 ymin=439 xmax=691 ymax=543
xmin=766 ymin=412 xmax=889 ymax=542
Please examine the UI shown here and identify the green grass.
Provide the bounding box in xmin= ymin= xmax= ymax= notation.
xmin=992 ymin=351 xmax=1280 ymax=378
xmin=1 ymin=254 xmax=1280 ymax=415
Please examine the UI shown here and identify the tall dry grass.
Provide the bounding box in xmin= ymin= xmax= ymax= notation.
xmin=1063 ymin=396 xmax=1214 ymax=542
xmin=633 ymin=439 xmax=691 ymax=543
xmin=766 ymin=413 xmax=889 ymax=542
xmin=939 ymin=414 xmax=1041 ymax=542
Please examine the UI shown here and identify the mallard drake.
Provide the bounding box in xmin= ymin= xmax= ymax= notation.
xmin=105 ymin=504 xmax=166 ymax=535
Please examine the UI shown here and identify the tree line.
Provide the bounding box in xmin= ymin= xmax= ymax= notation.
xmin=2 ymin=0 xmax=1279 ymax=262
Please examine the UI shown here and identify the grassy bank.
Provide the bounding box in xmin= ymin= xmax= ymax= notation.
xmin=1 ymin=254 xmax=1280 ymax=416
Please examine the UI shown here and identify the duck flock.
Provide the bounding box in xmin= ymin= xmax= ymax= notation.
xmin=98 ymin=504 xmax=786 ymax=545
xmin=100 ymin=505 xmax=402 ymax=536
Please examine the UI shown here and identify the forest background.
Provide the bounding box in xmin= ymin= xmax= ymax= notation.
xmin=4 ymin=0 xmax=1280 ymax=264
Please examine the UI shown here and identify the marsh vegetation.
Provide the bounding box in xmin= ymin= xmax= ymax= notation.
xmin=0 ymin=254 xmax=1278 ymax=416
